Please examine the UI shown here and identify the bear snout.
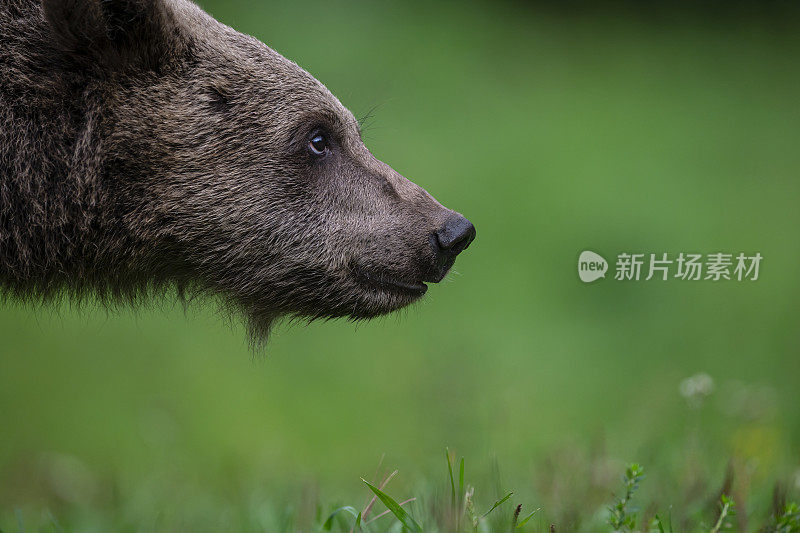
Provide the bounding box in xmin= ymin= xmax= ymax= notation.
xmin=424 ymin=213 xmax=476 ymax=282
xmin=432 ymin=213 xmax=476 ymax=258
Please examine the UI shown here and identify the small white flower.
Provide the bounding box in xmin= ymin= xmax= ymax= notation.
xmin=679 ymin=373 xmax=715 ymax=408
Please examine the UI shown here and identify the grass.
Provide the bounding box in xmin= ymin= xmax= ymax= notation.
xmin=5 ymin=450 xmax=798 ymax=532
xmin=4 ymin=384 xmax=799 ymax=532
xmin=317 ymin=454 xmax=798 ymax=532
xmin=4 ymin=368 xmax=797 ymax=532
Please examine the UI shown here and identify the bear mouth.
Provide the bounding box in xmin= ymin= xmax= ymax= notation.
xmin=352 ymin=266 xmax=428 ymax=296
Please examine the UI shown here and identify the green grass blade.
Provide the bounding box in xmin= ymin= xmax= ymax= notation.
xmin=516 ymin=507 xmax=541 ymax=528
xmin=14 ymin=508 xmax=24 ymax=533
xmin=481 ymin=491 xmax=513 ymax=518
xmin=446 ymin=448 xmax=456 ymax=511
xmin=44 ymin=510 xmax=63 ymax=533
xmin=361 ymin=478 xmax=422 ymax=533
xmin=458 ymin=458 xmax=465 ymax=504
xmin=323 ymin=506 xmax=359 ymax=531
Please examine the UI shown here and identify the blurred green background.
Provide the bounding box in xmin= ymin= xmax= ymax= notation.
xmin=2 ymin=0 xmax=799 ymax=529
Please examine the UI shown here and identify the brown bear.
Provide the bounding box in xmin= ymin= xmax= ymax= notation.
xmin=0 ymin=0 xmax=475 ymax=344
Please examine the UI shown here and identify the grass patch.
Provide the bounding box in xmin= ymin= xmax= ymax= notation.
xmin=4 ymin=447 xmax=799 ymax=532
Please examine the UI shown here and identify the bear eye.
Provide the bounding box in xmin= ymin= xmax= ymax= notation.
xmin=308 ymin=132 xmax=330 ymax=156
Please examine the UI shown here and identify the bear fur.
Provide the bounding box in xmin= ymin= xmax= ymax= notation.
xmin=0 ymin=0 xmax=473 ymax=344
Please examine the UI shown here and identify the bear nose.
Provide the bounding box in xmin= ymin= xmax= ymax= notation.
xmin=432 ymin=213 xmax=476 ymax=258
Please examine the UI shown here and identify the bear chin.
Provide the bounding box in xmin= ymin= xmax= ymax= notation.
xmin=235 ymin=281 xmax=426 ymax=349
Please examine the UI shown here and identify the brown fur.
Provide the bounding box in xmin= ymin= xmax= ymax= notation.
xmin=0 ymin=0 xmax=474 ymax=345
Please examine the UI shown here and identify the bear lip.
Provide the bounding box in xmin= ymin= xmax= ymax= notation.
xmin=352 ymin=266 xmax=428 ymax=296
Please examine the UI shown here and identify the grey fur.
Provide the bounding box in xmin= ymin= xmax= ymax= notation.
xmin=0 ymin=0 xmax=472 ymax=345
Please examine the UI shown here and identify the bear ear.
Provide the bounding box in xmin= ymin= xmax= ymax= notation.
xmin=42 ymin=0 xmax=184 ymax=71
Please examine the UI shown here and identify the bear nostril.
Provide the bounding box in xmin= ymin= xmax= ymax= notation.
xmin=432 ymin=213 xmax=476 ymax=258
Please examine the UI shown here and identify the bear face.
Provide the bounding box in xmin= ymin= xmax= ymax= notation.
xmin=12 ymin=0 xmax=475 ymax=343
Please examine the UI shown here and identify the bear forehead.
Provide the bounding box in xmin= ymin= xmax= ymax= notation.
xmin=177 ymin=5 xmax=356 ymax=134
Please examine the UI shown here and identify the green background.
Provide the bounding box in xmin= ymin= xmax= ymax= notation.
xmin=2 ymin=1 xmax=799 ymax=530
